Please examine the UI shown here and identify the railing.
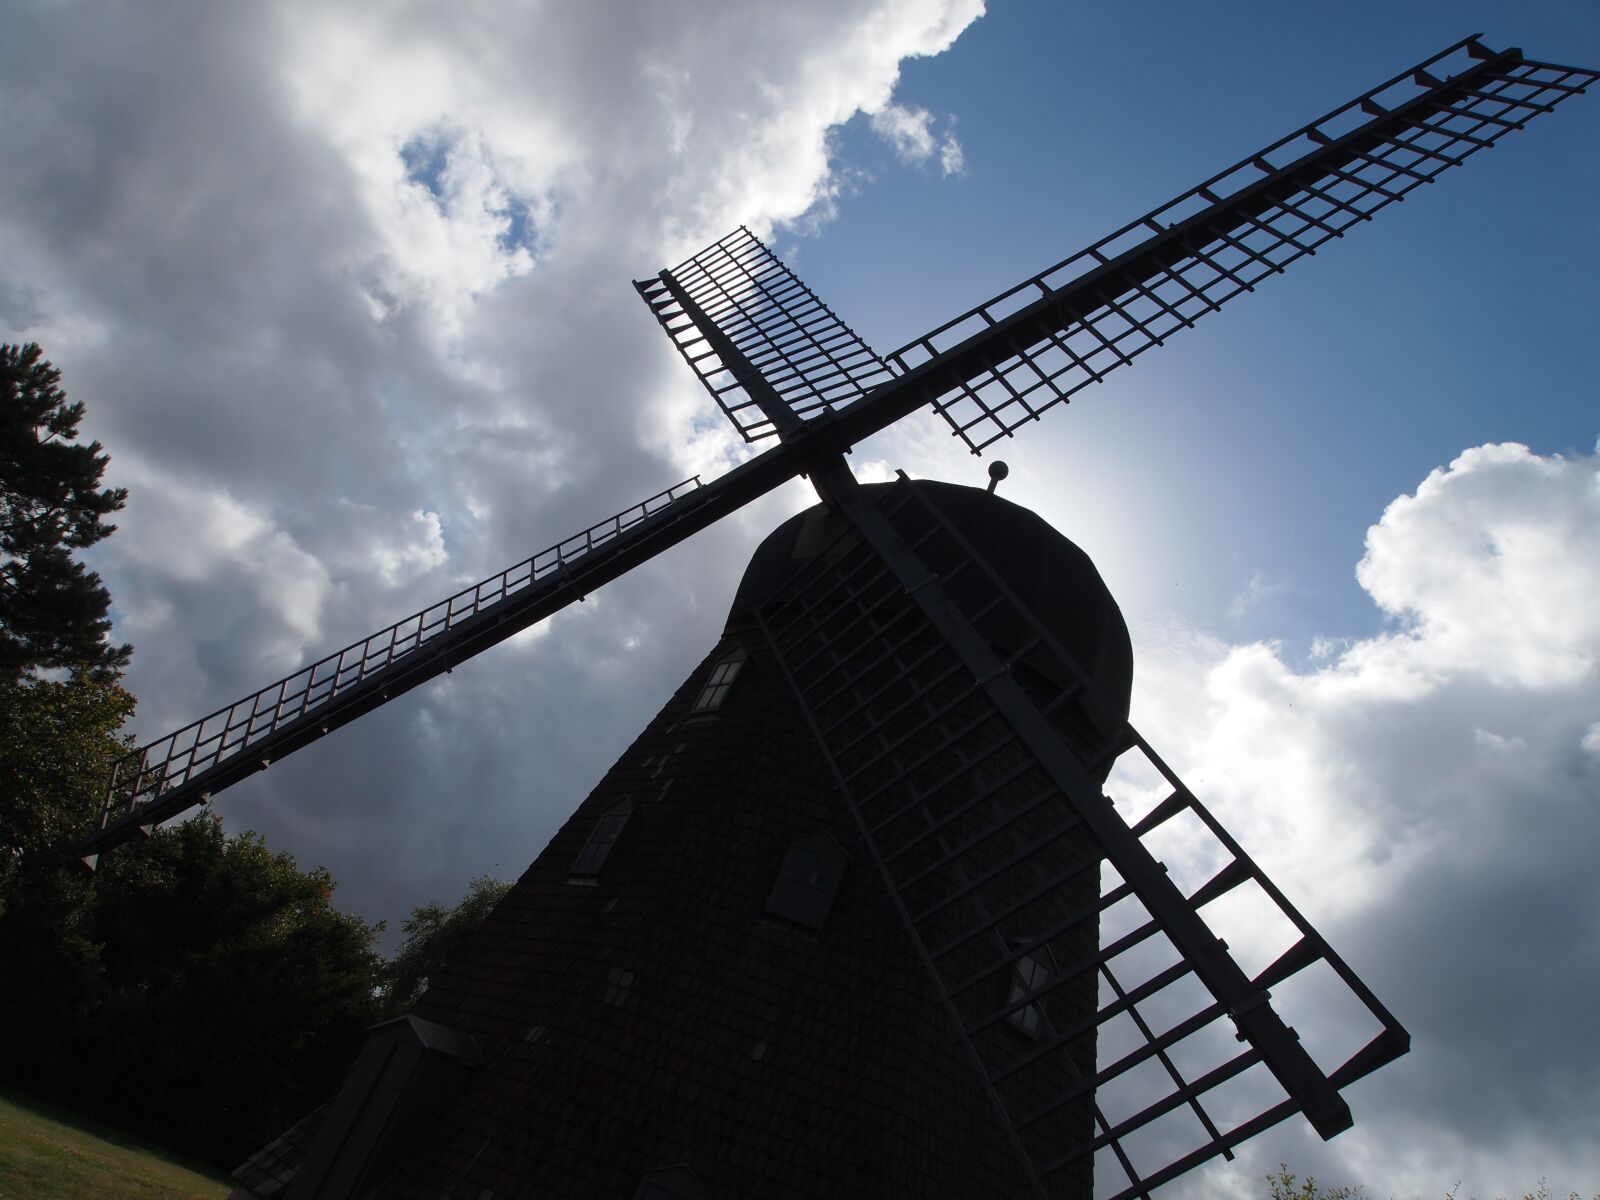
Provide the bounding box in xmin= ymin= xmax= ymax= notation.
xmin=100 ymin=476 xmax=702 ymax=825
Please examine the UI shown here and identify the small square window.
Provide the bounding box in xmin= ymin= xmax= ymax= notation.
xmin=766 ymin=834 xmax=847 ymax=930
xmin=572 ymin=799 xmax=632 ymax=875
xmin=691 ymin=646 xmax=748 ymax=713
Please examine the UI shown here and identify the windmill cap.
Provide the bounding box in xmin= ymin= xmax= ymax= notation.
xmin=728 ymin=479 xmax=1133 ymax=755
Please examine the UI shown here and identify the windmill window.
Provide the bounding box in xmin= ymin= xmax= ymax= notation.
xmin=634 ymin=1165 xmax=709 ymax=1200
xmin=602 ymin=966 xmax=635 ymax=1007
xmin=690 ymin=646 xmax=748 ymax=713
xmin=572 ymin=799 xmax=632 ymax=875
xmin=1007 ymin=949 xmax=1051 ymax=1039
xmin=766 ymin=833 xmax=847 ymax=930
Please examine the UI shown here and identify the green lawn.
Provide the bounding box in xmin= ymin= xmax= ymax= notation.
xmin=0 ymin=1088 xmax=232 ymax=1200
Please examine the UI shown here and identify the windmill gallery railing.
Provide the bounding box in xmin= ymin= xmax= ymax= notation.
xmin=88 ymin=478 xmax=703 ymax=856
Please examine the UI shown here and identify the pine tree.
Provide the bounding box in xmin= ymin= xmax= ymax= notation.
xmin=0 ymin=343 xmax=131 ymax=680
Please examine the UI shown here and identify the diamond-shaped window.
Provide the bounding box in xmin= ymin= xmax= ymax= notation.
xmin=1006 ymin=944 xmax=1056 ymax=1039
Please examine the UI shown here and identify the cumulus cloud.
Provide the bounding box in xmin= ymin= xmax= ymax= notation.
xmin=1583 ymin=722 xmax=1600 ymax=759
xmin=1227 ymin=569 xmax=1287 ymax=619
xmin=109 ymin=456 xmax=336 ymax=719
xmin=869 ymin=101 xmax=967 ymax=174
xmin=0 ymin=0 xmax=987 ymax=925
xmin=1356 ymin=443 xmax=1600 ymax=688
xmin=1130 ymin=444 xmax=1600 ymax=1198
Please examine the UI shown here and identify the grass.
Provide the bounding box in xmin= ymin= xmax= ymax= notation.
xmin=0 ymin=1087 xmax=232 ymax=1199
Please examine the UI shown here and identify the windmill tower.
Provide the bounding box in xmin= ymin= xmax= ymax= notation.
xmin=81 ymin=35 xmax=1593 ymax=1200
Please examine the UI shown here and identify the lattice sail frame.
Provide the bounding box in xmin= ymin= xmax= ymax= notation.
xmin=635 ymin=227 xmax=896 ymax=442
xmin=634 ymin=40 xmax=1595 ymax=456
xmin=755 ymin=475 xmax=1407 ymax=1200
xmin=92 ymin=478 xmax=703 ymax=848
xmin=887 ymin=36 xmax=1598 ymax=451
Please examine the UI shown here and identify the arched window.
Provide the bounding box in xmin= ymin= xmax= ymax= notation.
xmin=572 ymin=799 xmax=632 ymax=875
xmin=691 ymin=645 xmax=749 ymax=713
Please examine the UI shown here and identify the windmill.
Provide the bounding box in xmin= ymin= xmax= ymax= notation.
xmin=82 ymin=34 xmax=1592 ymax=1200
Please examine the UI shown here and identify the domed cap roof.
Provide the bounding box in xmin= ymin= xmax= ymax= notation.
xmin=728 ymin=480 xmax=1133 ymax=744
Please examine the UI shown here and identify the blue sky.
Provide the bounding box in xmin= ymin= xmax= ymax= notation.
xmin=794 ymin=1 xmax=1599 ymax=653
xmin=2 ymin=2 xmax=1597 ymax=1196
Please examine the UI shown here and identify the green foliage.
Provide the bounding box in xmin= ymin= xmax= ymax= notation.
xmin=381 ymin=873 xmax=511 ymax=1016
xmin=1463 ymin=1184 xmax=1596 ymax=1200
xmin=1268 ymin=1166 xmax=1597 ymax=1200
xmin=93 ymin=814 xmax=384 ymax=1163
xmin=1268 ymin=1165 xmax=1364 ymax=1200
xmin=0 ymin=361 xmax=390 ymax=1168
xmin=0 ymin=673 xmax=136 ymax=911
xmin=0 ymin=674 xmax=135 ymax=1092
xmin=0 ymin=673 xmax=385 ymax=1166
xmin=0 ymin=811 xmax=385 ymax=1166
xmin=0 ymin=343 xmax=130 ymax=681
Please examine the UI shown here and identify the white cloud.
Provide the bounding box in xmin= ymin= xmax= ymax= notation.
xmin=871 ymin=102 xmax=937 ymax=159
xmin=1356 ymin=443 xmax=1600 ymax=688
xmin=1471 ymin=727 xmax=1526 ymax=753
xmin=938 ymin=128 xmax=966 ymax=175
xmin=1130 ymin=443 xmax=1600 ymax=1197
xmin=0 ymin=0 xmax=990 ymax=931
xmin=320 ymin=502 xmax=449 ymax=590
xmin=869 ymin=101 xmax=967 ymax=175
xmin=106 ymin=457 xmax=333 ymax=722
xmin=1227 ymin=569 xmax=1286 ymax=618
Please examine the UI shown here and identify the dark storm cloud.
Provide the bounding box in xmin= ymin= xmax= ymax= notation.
xmin=0 ymin=0 xmax=984 ymax=939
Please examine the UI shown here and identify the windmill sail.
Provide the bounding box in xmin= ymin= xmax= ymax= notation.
xmin=756 ymin=471 xmax=1408 ymax=1198
xmin=635 ymin=41 xmax=1594 ymax=465
xmin=836 ymin=36 xmax=1596 ymax=453
xmin=83 ymin=477 xmax=707 ymax=859
xmin=619 ymin=34 xmax=1600 ymax=561
xmin=635 ymin=226 xmax=897 ymax=442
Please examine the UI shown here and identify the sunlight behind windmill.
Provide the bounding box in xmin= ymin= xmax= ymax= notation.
xmin=83 ymin=34 xmax=1595 ymax=1200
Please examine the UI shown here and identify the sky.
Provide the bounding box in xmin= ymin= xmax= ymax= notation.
xmin=2 ymin=1 xmax=1597 ymax=1196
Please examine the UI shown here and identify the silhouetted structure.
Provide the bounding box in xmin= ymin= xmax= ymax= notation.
xmin=272 ymin=483 xmax=1131 ymax=1199
xmin=86 ymin=35 xmax=1594 ymax=1200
